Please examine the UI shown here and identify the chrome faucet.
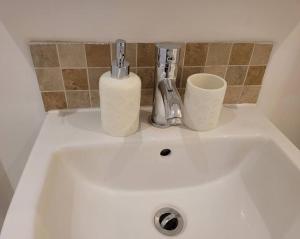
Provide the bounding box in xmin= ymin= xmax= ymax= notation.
xmin=150 ymin=43 xmax=183 ymax=128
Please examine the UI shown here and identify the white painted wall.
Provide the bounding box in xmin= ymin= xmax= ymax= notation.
xmin=0 ymin=21 xmax=45 ymax=227
xmin=258 ymin=21 xmax=300 ymax=148
xmin=0 ymin=0 xmax=300 ymax=46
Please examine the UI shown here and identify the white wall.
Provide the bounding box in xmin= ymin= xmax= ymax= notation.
xmin=0 ymin=21 xmax=45 ymax=226
xmin=0 ymin=0 xmax=300 ymax=46
xmin=258 ymin=21 xmax=300 ymax=148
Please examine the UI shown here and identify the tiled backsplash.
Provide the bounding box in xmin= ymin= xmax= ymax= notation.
xmin=29 ymin=41 xmax=273 ymax=111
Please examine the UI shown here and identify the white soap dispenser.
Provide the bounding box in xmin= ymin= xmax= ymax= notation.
xmin=99 ymin=39 xmax=141 ymax=137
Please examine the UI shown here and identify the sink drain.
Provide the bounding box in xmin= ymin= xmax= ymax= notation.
xmin=154 ymin=207 xmax=184 ymax=236
xmin=160 ymin=148 xmax=171 ymax=156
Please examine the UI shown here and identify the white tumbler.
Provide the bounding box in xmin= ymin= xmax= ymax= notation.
xmin=183 ymin=73 xmax=227 ymax=131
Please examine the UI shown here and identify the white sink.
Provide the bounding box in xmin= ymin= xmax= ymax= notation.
xmin=1 ymin=106 xmax=300 ymax=239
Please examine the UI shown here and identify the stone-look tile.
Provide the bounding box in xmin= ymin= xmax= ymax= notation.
xmin=184 ymin=43 xmax=208 ymax=66
xmin=244 ymin=66 xmax=266 ymax=85
xmin=30 ymin=44 xmax=59 ymax=67
xmin=141 ymin=89 xmax=153 ymax=106
xmin=239 ymin=85 xmax=261 ymax=103
xmin=62 ymin=69 xmax=88 ymax=90
xmin=57 ymin=44 xmax=86 ymax=67
xmin=181 ymin=67 xmax=204 ymax=88
xmin=225 ymin=66 xmax=247 ymax=85
xmin=90 ymin=90 xmax=100 ymax=107
xmin=137 ymin=67 xmax=155 ymax=89
xmin=229 ymin=43 xmax=254 ymax=65
xmin=250 ymin=44 xmax=273 ymax=65
xmin=85 ymin=44 xmax=111 ymax=67
xmin=88 ymin=68 xmax=110 ymax=90
xmin=35 ymin=68 xmax=64 ymax=91
xmin=66 ymin=91 xmax=90 ymax=108
xmin=206 ymin=43 xmax=232 ymax=65
xmin=137 ymin=43 xmax=156 ymax=67
xmin=204 ymin=66 xmax=227 ymax=78
xmin=41 ymin=92 xmax=67 ymax=111
xmin=223 ymin=86 xmax=243 ymax=104
xmin=112 ymin=43 xmax=137 ymax=67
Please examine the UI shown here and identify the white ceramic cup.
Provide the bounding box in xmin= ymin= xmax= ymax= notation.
xmin=183 ymin=73 xmax=227 ymax=131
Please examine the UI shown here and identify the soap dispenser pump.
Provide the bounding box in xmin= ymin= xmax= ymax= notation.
xmin=111 ymin=39 xmax=129 ymax=79
xmin=99 ymin=39 xmax=141 ymax=137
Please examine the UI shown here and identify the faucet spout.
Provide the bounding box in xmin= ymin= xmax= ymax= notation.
xmin=151 ymin=43 xmax=182 ymax=128
xmin=158 ymin=79 xmax=183 ymax=125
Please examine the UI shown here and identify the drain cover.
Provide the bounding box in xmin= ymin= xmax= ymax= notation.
xmin=154 ymin=207 xmax=184 ymax=236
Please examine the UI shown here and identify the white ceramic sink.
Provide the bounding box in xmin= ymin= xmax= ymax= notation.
xmin=1 ymin=106 xmax=300 ymax=239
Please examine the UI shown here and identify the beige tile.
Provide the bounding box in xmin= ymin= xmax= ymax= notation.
xmin=62 ymin=69 xmax=88 ymax=90
xmin=245 ymin=66 xmax=266 ymax=85
xmin=35 ymin=68 xmax=63 ymax=91
xmin=137 ymin=67 xmax=155 ymax=89
xmin=41 ymin=92 xmax=67 ymax=111
xmin=66 ymin=91 xmax=90 ymax=108
xmin=184 ymin=43 xmax=208 ymax=66
xmin=239 ymin=85 xmax=261 ymax=103
xmin=141 ymin=89 xmax=153 ymax=106
xmin=206 ymin=43 xmax=232 ymax=65
xmin=85 ymin=44 xmax=111 ymax=67
xmin=30 ymin=44 xmax=59 ymax=67
xmin=250 ymin=43 xmax=273 ymax=65
xmin=225 ymin=66 xmax=247 ymax=85
xmin=112 ymin=43 xmax=137 ymax=67
xmin=223 ymin=86 xmax=243 ymax=104
xmin=204 ymin=66 xmax=227 ymax=78
xmin=181 ymin=67 xmax=204 ymax=88
xmin=57 ymin=44 xmax=86 ymax=67
xmin=90 ymin=90 xmax=100 ymax=107
xmin=88 ymin=68 xmax=110 ymax=90
xmin=137 ymin=43 xmax=156 ymax=67
xmin=229 ymin=43 xmax=254 ymax=65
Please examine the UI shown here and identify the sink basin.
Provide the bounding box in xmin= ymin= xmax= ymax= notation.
xmin=1 ymin=106 xmax=300 ymax=239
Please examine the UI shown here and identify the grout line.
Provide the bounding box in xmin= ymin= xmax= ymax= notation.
xmin=237 ymin=46 xmax=255 ymax=103
xmin=226 ymin=43 xmax=233 ymax=65
xmin=110 ymin=43 xmax=113 ymax=64
xmin=60 ymin=66 xmax=89 ymax=70
xmin=180 ymin=64 xmax=267 ymax=68
xmin=224 ymin=43 xmax=233 ymax=83
xmin=41 ymin=90 xmax=90 ymax=93
xmin=135 ymin=66 xmax=155 ymax=69
xmin=34 ymin=64 xmax=268 ymax=70
xmin=135 ymin=43 xmax=138 ymax=69
xmin=180 ymin=43 xmax=186 ymax=88
xmin=55 ymin=44 xmax=69 ymax=108
xmin=83 ymin=44 xmax=92 ymax=107
xmin=248 ymin=43 xmax=255 ymax=65
xmin=204 ymin=43 xmax=210 ymax=66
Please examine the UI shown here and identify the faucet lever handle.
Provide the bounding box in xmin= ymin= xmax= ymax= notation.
xmin=156 ymin=43 xmax=181 ymax=65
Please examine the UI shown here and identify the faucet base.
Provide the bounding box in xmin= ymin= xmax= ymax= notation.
xmin=149 ymin=116 xmax=170 ymax=128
